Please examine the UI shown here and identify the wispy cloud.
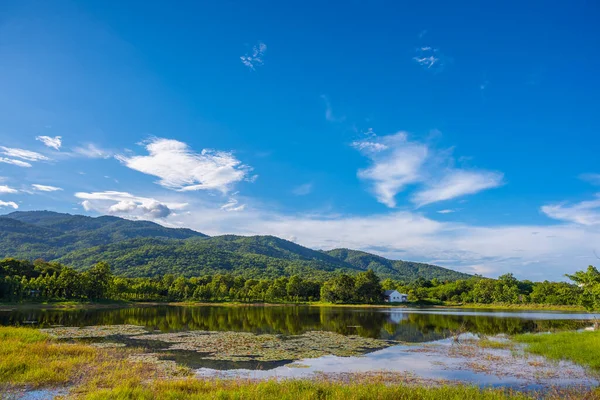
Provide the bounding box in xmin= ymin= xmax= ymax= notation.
xmin=412 ymin=170 xmax=504 ymax=207
xmin=0 ymin=185 xmax=18 ymax=194
xmin=352 ymin=132 xmax=502 ymax=208
xmin=413 ymin=46 xmax=445 ymax=71
xmin=32 ymin=184 xmax=63 ymax=192
xmin=0 ymin=158 xmax=32 ymax=168
xmin=321 ymin=95 xmax=346 ymax=122
xmin=437 ymin=209 xmax=455 ymax=214
xmin=579 ymin=173 xmax=600 ymax=186
xmin=72 ymin=143 xmax=112 ymax=159
xmin=221 ymin=197 xmax=246 ymax=212
xmin=0 ymin=200 xmax=18 ymax=209
xmin=292 ymin=183 xmax=313 ymax=196
xmin=541 ymin=194 xmax=600 ymax=226
xmin=352 ymin=132 xmax=427 ymax=207
xmin=116 ymin=138 xmax=252 ymax=193
xmin=76 ymin=191 xmax=188 ymax=219
xmin=36 ymin=135 xmax=62 ymax=150
xmin=240 ymin=42 xmax=267 ymax=70
xmin=0 ymin=146 xmax=48 ymax=161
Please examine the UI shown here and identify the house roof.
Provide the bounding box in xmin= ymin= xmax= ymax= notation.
xmin=383 ymin=290 xmax=397 ymax=296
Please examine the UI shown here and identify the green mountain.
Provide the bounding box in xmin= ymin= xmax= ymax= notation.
xmin=0 ymin=211 xmax=205 ymax=260
xmin=0 ymin=211 xmax=471 ymax=281
xmin=324 ymin=248 xmax=468 ymax=282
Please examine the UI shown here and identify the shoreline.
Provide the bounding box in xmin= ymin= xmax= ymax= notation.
xmin=0 ymin=300 xmax=588 ymax=312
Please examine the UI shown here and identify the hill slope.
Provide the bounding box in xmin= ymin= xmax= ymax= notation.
xmin=325 ymin=248 xmax=470 ymax=281
xmin=0 ymin=211 xmax=205 ymax=260
xmin=0 ymin=211 xmax=471 ymax=281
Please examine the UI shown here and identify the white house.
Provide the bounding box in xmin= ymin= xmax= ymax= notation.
xmin=383 ymin=290 xmax=408 ymax=303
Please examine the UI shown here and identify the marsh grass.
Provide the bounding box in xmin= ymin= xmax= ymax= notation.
xmin=513 ymin=330 xmax=600 ymax=370
xmin=0 ymin=327 xmax=187 ymax=393
xmin=82 ymin=378 xmax=537 ymax=400
xmin=0 ymin=327 xmax=96 ymax=387
xmin=477 ymin=339 xmax=515 ymax=350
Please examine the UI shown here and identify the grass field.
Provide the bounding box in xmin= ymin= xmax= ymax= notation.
xmin=514 ymin=330 xmax=600 ymax=370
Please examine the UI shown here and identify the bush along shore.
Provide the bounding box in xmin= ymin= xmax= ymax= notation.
xmin=1 ymin=326 xmax=599 ymax=400
xmin=2 ymin=258 xmax=600 ymax=310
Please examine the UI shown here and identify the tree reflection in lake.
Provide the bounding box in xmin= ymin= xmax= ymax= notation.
xmin=0 ymin=305 xmax=593 ymax=342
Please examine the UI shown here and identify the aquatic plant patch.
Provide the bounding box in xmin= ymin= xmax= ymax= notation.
xmin=40 ymin=325 xmax=148 ymax=339
xmin=130 ymin=330 xmax=396 ymax=362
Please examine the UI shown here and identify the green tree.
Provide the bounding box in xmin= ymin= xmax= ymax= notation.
xmin=355 ymin=269 xmax=382 ymax=303
xmin=84 ymin=262 xmax=113 ymax=300
xmin=567 ymin=265 xmax=600 ymax=310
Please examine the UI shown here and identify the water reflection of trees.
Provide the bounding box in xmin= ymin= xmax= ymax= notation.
xmin=0 ymin=306 xmax=589 ymax=342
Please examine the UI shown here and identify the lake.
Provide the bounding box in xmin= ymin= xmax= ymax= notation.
xmin=2 ymin=305 xmax=599 ymax=390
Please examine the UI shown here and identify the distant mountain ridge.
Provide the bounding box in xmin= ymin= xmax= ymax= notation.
xmin=0 ymin=211 xmax=471 ymax=281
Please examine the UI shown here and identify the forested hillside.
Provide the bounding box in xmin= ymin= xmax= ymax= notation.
xmin=0 ymin=211 xmax=204 ymax=260
xmin=0 ymin=211 xmax=471 ymax=281
xmin=325 ymin=249 xmax=470 ymax=281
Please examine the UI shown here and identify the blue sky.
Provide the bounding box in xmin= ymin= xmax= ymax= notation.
xmin=0 ymin=0 xmax=599 ymax=280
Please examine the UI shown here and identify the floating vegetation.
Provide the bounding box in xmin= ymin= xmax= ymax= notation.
xmin=286 ymin=363 xmax=311 ymax=368
xmin=40 ymin=324 xmax=148 ymax=339
xmin=127 ymin=353 xmax=191 ymax=376
xmin=130 ymin=330 xmax=395 ymax=362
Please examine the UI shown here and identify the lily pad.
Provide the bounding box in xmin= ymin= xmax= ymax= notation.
xmin=130 ymin=330 xmax=395 ymax=362
xmin=40 ymin=324 xmax=148 ymax=339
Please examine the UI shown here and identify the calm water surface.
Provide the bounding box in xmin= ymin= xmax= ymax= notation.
xmin=1 ymin=305 xmax=598 ymax=340
xmin=2 ymin=305 xmax=598 ymax=389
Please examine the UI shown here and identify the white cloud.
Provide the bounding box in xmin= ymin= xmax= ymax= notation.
xmin=36 ymin=136 xmax=62 ymax=150
xmin=292 ymin=183 xmax=313 ymax=196
xmin=412 ymin=170 xmax=504 ymax=207
xmin=72 ymin=143 xmax=112 ymax=158
xmin=413 ymin=46 xmax=445 ymax=71
xmin=0 ymin=158 xmax=32 ymax=168
xmin=541 ymin=194 xmax=600 ymax=226
xmin=117 ymin=138 xmax=251 ymax=193
xmin=0 ymin=146 xmax=48 ymax=161
xmin=220 ymin=197 xmax=246 ymax=212
xmin=240 ymin=42 xmax=267 ymax=70
xmin=352 ymin=132 xmax=428 ymax=207
xmin=32 ymin=184 xmax=63 ymax=192
xmin=579 ymin=173 xmax=600 ymax=186
xmin=351 ymin=141 xmax=388 ymax=153
xmin=0 ymin=200 xmax=18 ymax=209
xmin=352 ymin=132 xmax=502 ymax=208
xmin=437 ymin=209 xmax=455 ymax=214
xmin=0 ymin=185 xmax=18 ymax=194
xmin=165 ymin=201 xmax=600 ymax=281
xmin=75 ymin=191 xmax=188 ymax=219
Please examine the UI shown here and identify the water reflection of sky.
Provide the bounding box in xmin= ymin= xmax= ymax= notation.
xmin=378 ymin=308 xmax=600 ymax=320
xmin=196 ymin=338 xmax=599 ymax=390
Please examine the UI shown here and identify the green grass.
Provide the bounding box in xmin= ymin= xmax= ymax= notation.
xmin=0 ymin=327 xmax=97 ymax=387
xmin=513 ymin=330 xmax=600 ymax=369
xmin=83 ymin=379 xmax=542 ymax=400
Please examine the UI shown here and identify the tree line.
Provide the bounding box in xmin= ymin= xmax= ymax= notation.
xmin=1 ymin=258 xmax=599 ymax=310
